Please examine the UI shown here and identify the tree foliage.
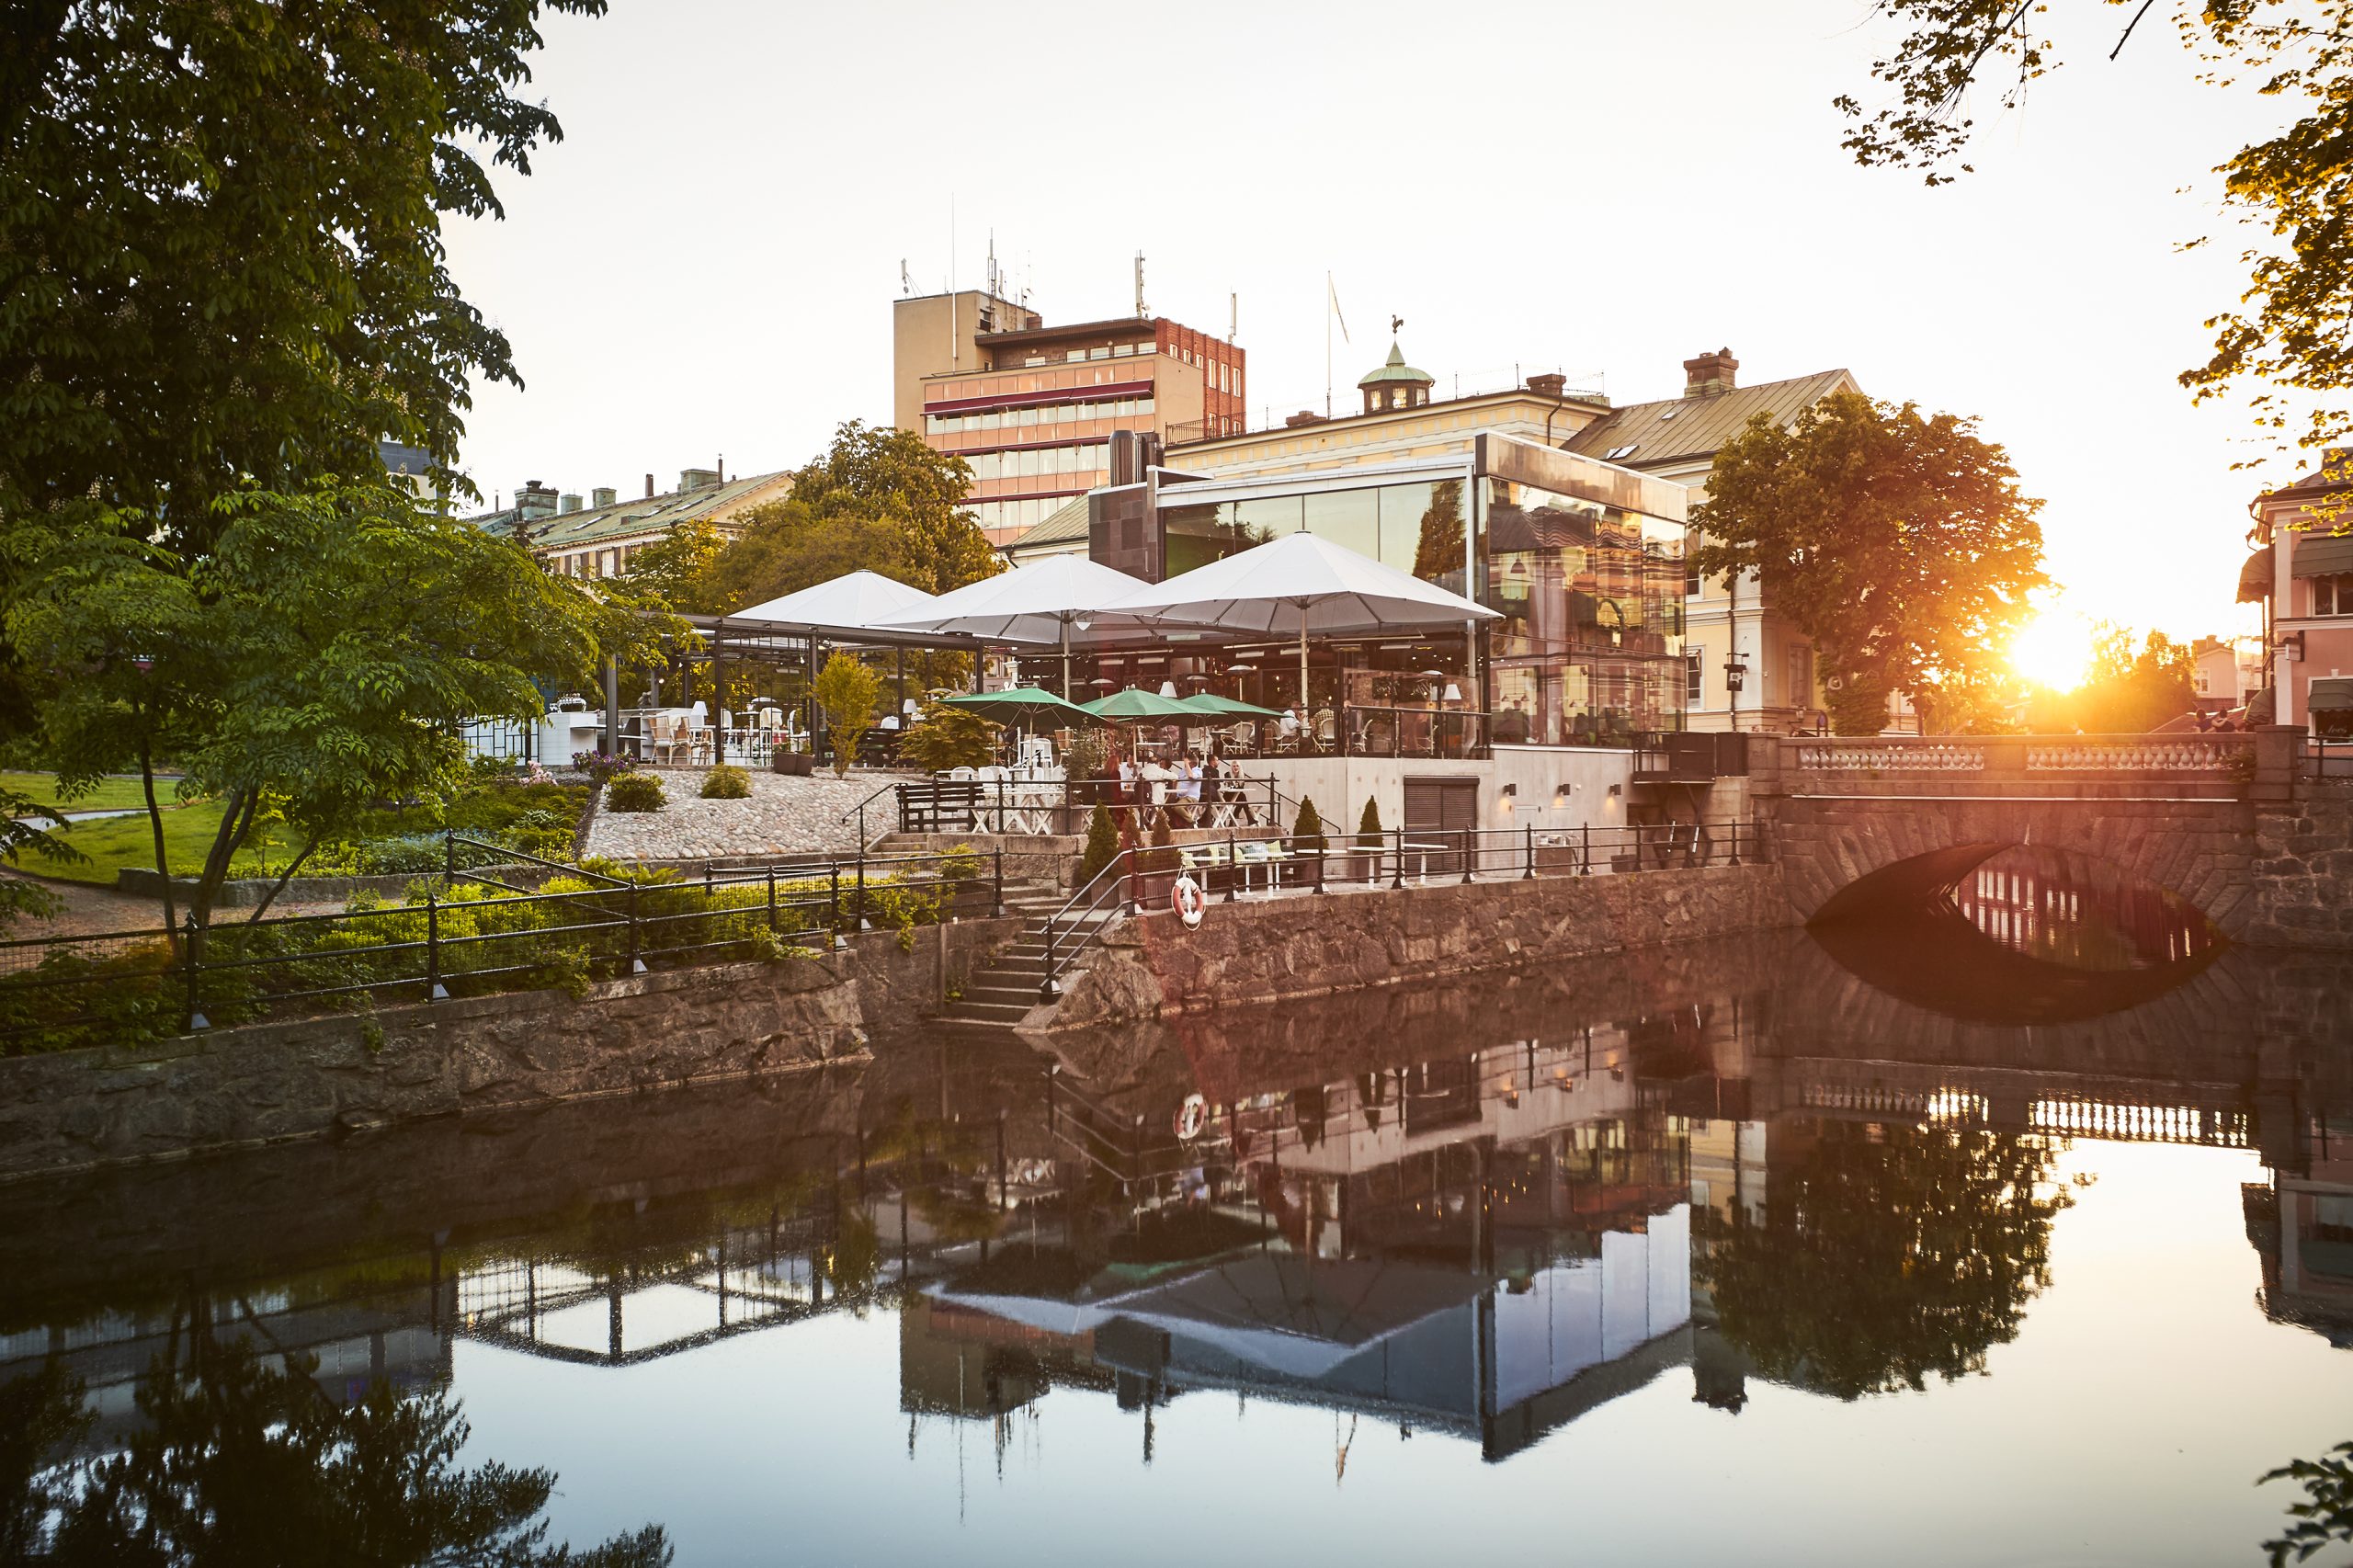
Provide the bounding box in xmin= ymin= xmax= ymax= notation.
xmin=1690 ymin=390 xmax=2048 ymax=734
xmin=1833 ymin=0 xmax=2353 ymax=472
xmin=6 ymin=483 xmax=608 ymax=929
xmin=1076 ymin=803 xmax=1120 ymax=886
xmin=811 ymin=653 xmax=882 ymax=778
xmin=2029 ymin=623 xmax=2198 ymax=732
xmin=786 ymin=420 xmax=1002 ymax=597
xmin=1701 ymin=1121 xmax=2072 ymax=1400
xmin=896 ymin=699 xmax=1001 ymax=773
xmin=2262 ymin=1439 xmax=2353 ymax=1568
xmin=1 ymin=0 xmax=605 ymax=532
xmin=4 ymin=1344 xmax=669 ymax=1565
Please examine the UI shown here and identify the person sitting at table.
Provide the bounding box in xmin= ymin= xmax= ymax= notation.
xmin=1176 ymin=751 xmax=1204 ymax=826
xmin=1495 ymin=699 xmax=1531 ymax=744
xmin=1199 ymin=749 xmax=1222 ymax=815
xmin=1278 ymin=706 xmax=1303 ymax=750
xmin=1138 ymin=756 xmax=1172 ymax=828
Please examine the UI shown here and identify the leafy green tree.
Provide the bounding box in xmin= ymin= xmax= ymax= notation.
xmin=2029 ymin=624 xmax=2198 ymax=733
xmin=623 ymin=518 xmax=730 ymax=615
xmin=1357 ymin=795 xmax=1383 ymax=849
xmin=1830 ymin=1 xmax=2353 ymax=477
xmin=787 ymin=421 xmax=1001 ymax=597
xmin=2261 ymin=1439 xmax=2353 ymax=1568
xmin=897 ymin=699 xmax=1001 ymax=773
xmin=695 ymin=501 xmax=907 ymax=616
xmin=6 ymin=483 xmax=608 ymax=929
xmin=1 ymin=0 xmax=605 ymax=536
xmin=1700 ymin=1121 xmax=2072 ymax=1399
xmin=16 ymin=1343 xmax=668 ymax=1565
xmin=812 ymin=653 xmax=882 ymax=778
xmin=1690 ymin=390 xmax=2049 ymax=735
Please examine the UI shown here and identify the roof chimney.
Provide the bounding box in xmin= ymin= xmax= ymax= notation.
xmin=558 ymin=493 xmax=583 ymax=515
xmin=1682 ymin=347 xmax=1739 ymax=399
xmin=1284 ymin=410 xmax=1328 ymax=427
xmin=644 ymin=472 xmax=655 ymax=499
xmin=680 ymin=467 xmax=721 ymax=493
xmin=1526 ymin=371 xmax=1567 ymax=399
xmin=517 ymin=481 xmax=560 ymax=521
xmin=591 ymin=485 xmax=618 ymax=510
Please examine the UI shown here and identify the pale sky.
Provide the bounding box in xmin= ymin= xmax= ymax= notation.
xmin=447 ymin=0 xmax=2305 ymax=644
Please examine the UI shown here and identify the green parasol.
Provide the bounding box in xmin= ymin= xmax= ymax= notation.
xmin=1176 ymin=692 xmax=1286 ymax=719
xmin=1080 ymin=687 xmax=1201 ymax=720
xmin=936 ymin=687 xmax=1105 ymax=724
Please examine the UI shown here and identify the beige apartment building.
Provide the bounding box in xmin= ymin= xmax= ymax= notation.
xmin=472 ymin=467 xmax=793 ymax=581
xmin=1566 ymin=351 xmax=1861 ymax=733
xmin=892 ymin=287 xmax=1245 ymax=546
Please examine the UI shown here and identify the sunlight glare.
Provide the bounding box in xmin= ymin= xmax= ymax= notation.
xmin=2009 ymin=608 xmax=2097 ymax=691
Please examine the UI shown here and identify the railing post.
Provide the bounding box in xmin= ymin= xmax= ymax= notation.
xmin=627 ymin=883 xmax=646 ymax=973
xmin=766 ymin=867 xmax=779 ymax=933
xmin=182 ymin=912 xmax=209 ymax=1033
xmin=1460 ymin=827 xmax=1474 ymax=885
xmin=829 ymin=866 xmax=845 ymax=949
xmin=993 ymin=849 xmax=1006 ymax=918
xmin=703 ymin=860 xmax=712 ymax=898
xmin=444 ymin=827 xmax=456 ymax=886
xmin=1580 ymin=822 xmax=1592 ymax=876
xmin=1224 ymin=831 xmax=1238 ymax=903
xmin=426 ymin=890 xmax=449 ymax=1001
xmin=1523 ymin=822 xmax=1535 ymax=880
xmin=1391 ymin=827 xmax=1405 ymax=891
xmin=854 ymin=855 xmax=869 ymax=930
xmin=1313 ymin=833 xmax=1327 ymax=894
xmin=1728 ymin=818 xmax=1743 ymax=868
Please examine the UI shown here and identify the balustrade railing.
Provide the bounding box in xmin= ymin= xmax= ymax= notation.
xmin=1787 ymin=733 xmax=2255 ymax=777
xmin=1790 ymin=740 xmax=1986 ymax=772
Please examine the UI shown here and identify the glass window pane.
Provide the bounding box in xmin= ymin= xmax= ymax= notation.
xmin=1302 ymin=487 xmax=1378 ymax=562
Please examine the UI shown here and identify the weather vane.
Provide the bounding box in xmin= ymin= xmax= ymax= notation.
xmin=1391 ymin=313 xmax=1404 ymax=335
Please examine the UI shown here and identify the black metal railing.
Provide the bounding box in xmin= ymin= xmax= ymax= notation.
xmin=0 ymin=836 xmax=1009 ymax=1055
xmin=2306 ymin=735 xmax=2353 ymax=782
xmin=894 ymin=774 xmax=1286 ymax=837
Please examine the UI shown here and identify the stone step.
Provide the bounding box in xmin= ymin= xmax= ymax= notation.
xmin=943 ymin=998 xmax=1033 ymax=1025
xmin=962 ymin=982 xmax=1044 ymax=1006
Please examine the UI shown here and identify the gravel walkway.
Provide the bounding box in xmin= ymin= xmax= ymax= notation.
xmin=583 ymin=768 xmax=919 ymax=862
xmin=0 ymin=868 xmax=346 ymax=938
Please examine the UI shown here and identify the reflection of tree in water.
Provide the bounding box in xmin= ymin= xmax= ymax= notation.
xmin=1700 ymin=1123 xmax=2072 ymax=1400
xmin=2261 ymin=1439 xmax=2353 ymax=1568
xmin=1411 ymin=480 xmax=1465 ymax=585
xmin=0 ymin=1346 xmax=669 ymax=1566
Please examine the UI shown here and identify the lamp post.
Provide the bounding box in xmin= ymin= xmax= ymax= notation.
xmin=1723 ymin=650 xmax=1749 ymax=733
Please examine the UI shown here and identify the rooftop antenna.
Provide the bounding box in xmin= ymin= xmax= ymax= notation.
xmin=900 ymin=258 xmax=911 ymax=297
xmin=987 ymin=229 xmax=997 ymax=299
xmin=1134 ymin=251 xmax=1147 ymax=319
xmin=1230 ymin=291 xmax=1237 ymax=344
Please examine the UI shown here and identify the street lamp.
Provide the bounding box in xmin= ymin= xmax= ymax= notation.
xmin=1723 ymin=651 xmax=1749 ymax=733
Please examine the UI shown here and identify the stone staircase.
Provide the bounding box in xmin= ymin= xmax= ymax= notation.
xmin=938 ymin=883 xmax=1121 ymax=1035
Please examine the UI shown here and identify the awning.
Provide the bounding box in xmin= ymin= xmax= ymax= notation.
xmin=2238 ymin=546 xmax=2274 ymax=602
xmin=2290 ymin=532 xmax=2353 ymax=576
xmin=2310 ymin=676 xmax=2353 ymax=712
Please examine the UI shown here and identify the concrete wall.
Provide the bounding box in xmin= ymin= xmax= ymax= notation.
xmin=0 ymin=918 xmax=1018 ymax=1182
xmin=1255 ymin=746 xmax=1642 ymax=841
xmin=1042 ymin=862 xmax=1791 ymax=1029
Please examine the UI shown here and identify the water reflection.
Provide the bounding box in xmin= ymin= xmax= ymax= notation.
xmin=1 ymin=933 xmax=2350 ymax=1562
xmin=1812 ymin=843 xmax=2225 ymax=1025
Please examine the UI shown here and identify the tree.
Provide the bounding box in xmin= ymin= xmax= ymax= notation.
xmin=1290 ymin=797 xmax=1327 ymax=854
xmin=694 ymin=501 xmax=908 ymax=616
xmin=811 ymin=653 xmax=882 ymax=778
xmin=1700 ymin=1121 xmax=2072 ymax=1400
xmin=6 ymin=483 xmax=608 ymax=930
xmin=788 ymin=421 xmax=1002 ymax=597
xmin=1690 ymin=390 xmax=2049 ymax=734
xmin=2261 ymin=1439 xmax=2353 ymax=1568
xmin=2030 ymin=624 xmax=2198 ymax=732
xmin=623 ymin=518 xmax=730 ymax=615
xmin=1 ymin=0 xmax=605 ymax=536
xmin=15 ymin=1344 xmax=669 ymax=1565
xmin=1076 ymin=803 xmax=1120 ymax=886
xmin=1357 ymin=796 xmax=1384 ymax=850
xmin=1831 ymin=1 xmax=2353 ymax=478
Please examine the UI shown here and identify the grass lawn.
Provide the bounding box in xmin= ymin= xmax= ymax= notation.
xmin=1 ymin=771 xmax=179 ymax=813
xmin=22 ymin=801 xmax=275 ymax=887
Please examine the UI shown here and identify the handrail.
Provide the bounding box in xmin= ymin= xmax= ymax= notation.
xmin=1038 ymin=846 xmax=1143 ymax=1000
xmin=837 ymin=778 xmax=905 ymax=846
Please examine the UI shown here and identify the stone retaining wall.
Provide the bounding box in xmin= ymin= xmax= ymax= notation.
xmin=0 ymin=917 xmax=1017 ymax=1181
xmin=2245 ymin=790 xmax=2353 ymax=946
xmin=1041 ymin=863 xmax=1792 ymax=1029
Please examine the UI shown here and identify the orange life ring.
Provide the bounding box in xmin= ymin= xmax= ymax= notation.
xmin=1173 ymin=872 xmax=1205 ymax=928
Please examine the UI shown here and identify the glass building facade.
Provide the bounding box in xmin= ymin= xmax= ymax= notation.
xmin=1086 ymin=435 xmax=1688 ymax=744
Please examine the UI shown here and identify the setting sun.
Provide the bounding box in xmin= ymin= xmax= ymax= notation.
xmin=2007 ymin=607 xmax=2097 ymax=691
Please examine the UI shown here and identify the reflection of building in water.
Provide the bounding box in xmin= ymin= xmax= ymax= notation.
xmin=2246 ymin=1108 xmax=2353 ymax=1347
xmin=1949 ymin=847 xmax=2217 ymax=970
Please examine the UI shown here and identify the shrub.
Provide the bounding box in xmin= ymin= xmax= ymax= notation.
xmin=1076 ymin=803 xmax=1120 ymax=886
xmin=1357 ymin=796 xmax=1383 ymax=849
xmin=572 ymin=750 xmax=637 ymax=785
xmin=813 ymin=653 xmax=882 ymax=778
xmin=606 ymin=773 xmax=665 ymax=812
xmin=700 ymin=765 xmax=751 ymax=800
xmin=1290 ymin=796 xmax=1327 ymax=855
xmin=898 ymin=700 xmax=1002 ymax=773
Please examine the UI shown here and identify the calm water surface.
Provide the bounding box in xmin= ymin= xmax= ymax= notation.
xmin=5 ymin=846 xmax=2351 ymax=1566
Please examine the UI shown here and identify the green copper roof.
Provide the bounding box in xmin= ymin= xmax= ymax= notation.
xmin=1358 ymin=342 xmax=1434 ymax=388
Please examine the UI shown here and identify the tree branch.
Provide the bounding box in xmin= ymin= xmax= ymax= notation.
xmin=2109 ymin=0 xmax=2157 ymax=62
xmin=245 ymin=835 xmax=319 ymax=924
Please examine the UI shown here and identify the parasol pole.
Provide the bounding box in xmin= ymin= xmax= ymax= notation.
xmin=1298 ymin=600 xmax=1311 ymax=710
xmin=1061 ymin=614 xmax=1073 ymax=700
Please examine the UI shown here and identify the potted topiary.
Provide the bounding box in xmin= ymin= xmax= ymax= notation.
xmin=1289 ymin=796 xmax=1328 ymax=889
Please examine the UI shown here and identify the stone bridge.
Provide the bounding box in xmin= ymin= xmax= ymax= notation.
xmin=1743 ymin=729 xmax=2351 ymax=948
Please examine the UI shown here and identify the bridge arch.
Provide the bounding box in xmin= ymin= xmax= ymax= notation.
xmin=1763 ymin=796 xmax=2256 ymax=938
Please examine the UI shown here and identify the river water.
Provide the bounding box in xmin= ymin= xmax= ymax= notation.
xmin=4 ymin=847 xmax=2350 ymax=1565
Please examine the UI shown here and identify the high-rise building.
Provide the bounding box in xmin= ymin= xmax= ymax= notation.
xmin=892 ymin=285 xmax=1245 ymax=547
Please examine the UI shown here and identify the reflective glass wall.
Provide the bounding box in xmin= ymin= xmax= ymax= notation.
xmin=1482 ymin=477 xmax=1686 ymax=744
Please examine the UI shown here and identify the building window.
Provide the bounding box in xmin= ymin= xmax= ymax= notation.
xmin=1686 ymin=649 xmax=1704 ymax=705
xmin=1786 ymin=644 xmax=1813 ymax=709
xmin=1685 ymin=558 xmax=1702 ymax=597
xmin=2315 ymin=574 xmax=2353 ymax=615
